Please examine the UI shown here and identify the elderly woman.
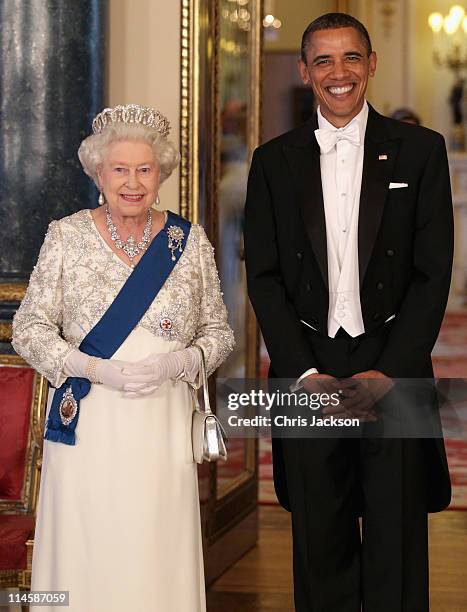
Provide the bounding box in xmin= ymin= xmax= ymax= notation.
xmin=12 ymin=104 xmax=234 ymax=612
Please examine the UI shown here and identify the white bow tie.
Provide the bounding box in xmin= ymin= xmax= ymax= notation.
xmin=314 ymin=122 xmax=361 ymax=154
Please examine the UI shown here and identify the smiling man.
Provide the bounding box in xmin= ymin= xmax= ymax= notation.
xmin=299 ymin=22 xmax=375 ymax=127
xmin=244 ymin=12 xmax=454 ymax=612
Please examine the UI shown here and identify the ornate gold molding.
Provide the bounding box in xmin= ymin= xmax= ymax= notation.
xmin=29 ymin=373 xmax=48 ymax=514
xmin=0 ymin=570 xmax=20 ymax=588
xmin=249 ymin=0 xmax=263 ymax=162
xmin=0 ymin=282 xmax=27 ymax=302
xmin=0 ymin=322 xmax=12 ymax=343
xmin=180 ymin=1 xmax=262 ymax=511
xmin=0 ymin=283 xmax=26 ymax=343
xmin=0 ymin=363 xmax=47 ymax=514
xmin=180 ymin=0 xmax=198 ymax=221
xmin=0 ymin=353 xmax=25 ymax=366
xmin=180 ymin=1 xmax=262 ymax=223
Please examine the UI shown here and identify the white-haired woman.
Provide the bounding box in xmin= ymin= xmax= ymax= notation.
xmin=12 ymin=104 xmax=234 ymax=612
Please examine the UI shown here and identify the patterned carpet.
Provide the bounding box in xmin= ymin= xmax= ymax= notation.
xmin=258 ymin=311 xmax=467 ymax=509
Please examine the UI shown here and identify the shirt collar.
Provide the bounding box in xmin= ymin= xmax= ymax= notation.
xmin=317 ymin=100 xmax=369 ymax=145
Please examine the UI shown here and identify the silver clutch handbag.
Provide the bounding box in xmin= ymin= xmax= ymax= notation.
xmin=191 ymin=348 xmax=227 ymax=464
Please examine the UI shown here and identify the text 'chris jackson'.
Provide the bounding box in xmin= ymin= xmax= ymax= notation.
xmin=227 ymin=415 xmax=361 ymax=428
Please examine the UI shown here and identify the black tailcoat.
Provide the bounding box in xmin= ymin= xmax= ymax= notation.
xmin=244 ymin=105 xmax=454 ymax=513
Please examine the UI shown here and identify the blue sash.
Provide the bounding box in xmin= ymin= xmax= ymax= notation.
xmin=44 ymin=211 xmax=191 ymax=446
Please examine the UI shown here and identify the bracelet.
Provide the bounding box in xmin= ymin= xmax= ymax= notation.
xmin=85 ymin=356 xmax=101 ymax=384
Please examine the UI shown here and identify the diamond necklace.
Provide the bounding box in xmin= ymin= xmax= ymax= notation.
xmin=105 ymin=205 xmax=153 ymax=267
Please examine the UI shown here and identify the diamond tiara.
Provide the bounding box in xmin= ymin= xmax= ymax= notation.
xmin=91 ymin=104 xmax=171 ymax=138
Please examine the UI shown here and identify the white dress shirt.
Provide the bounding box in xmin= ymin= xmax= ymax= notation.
xmin=319 ymin=101 xmax=367 ymax=338
xmin=293 ymin=102 xmax=368 ymax=388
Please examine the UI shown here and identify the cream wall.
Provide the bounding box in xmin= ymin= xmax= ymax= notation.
xmin=264 ymin=0 xmax=336 ymax=52
xmin=410 ymin=0 xmax=464 ymax=139
xmin=107 ymin=0 xmax=181 ymax=213
xmin=350 ymin=0 xmax=464 ymax=141
xmin=346 ymin=0 xmax=410 ymax=116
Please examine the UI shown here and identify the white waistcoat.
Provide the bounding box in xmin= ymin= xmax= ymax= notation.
xmin=317 ymin=102 xmax=368 ymax=338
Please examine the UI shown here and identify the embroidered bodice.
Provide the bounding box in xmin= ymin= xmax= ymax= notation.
xmin=12 ymin=209 xmax=235 ymax=387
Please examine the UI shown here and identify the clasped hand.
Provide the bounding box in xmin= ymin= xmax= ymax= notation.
xmin=302 ymin=370 xmax=394 ymax=422
xmin=101 ymin=348 xmax=198 ymax=397
xmin=64 ymin=349 xmax=186 ymax=397
xmin=119 ymin=353 xmax=174 ymax=397
xmin=93 ymin=357 xmax=165 ymax=396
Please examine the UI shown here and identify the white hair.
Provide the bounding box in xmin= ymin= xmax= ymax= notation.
xmin=77 ymin=122 xmax=180 ymax=187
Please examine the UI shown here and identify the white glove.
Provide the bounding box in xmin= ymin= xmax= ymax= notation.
xmin=64 ymin=349 xmax=156 ymax=393
xmin=121 ymin=347 xmax=201 ymax=396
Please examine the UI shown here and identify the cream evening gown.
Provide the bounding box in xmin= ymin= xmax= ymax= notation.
xmin=12 ymin=209 xmax=234 ymax=612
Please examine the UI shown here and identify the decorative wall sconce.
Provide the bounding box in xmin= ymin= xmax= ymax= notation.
xmin=429 ymin=4 xmax=467 ymax=150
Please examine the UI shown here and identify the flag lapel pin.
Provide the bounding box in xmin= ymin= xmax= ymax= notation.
xmin=379 ymin=154 xmax=388 ymax=160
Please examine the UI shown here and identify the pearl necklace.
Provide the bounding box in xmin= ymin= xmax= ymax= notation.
xmin=105 ymin=205 xmax=153 ymax=267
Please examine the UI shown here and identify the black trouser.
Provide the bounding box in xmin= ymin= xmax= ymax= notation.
xmin=281 ymin=328 xmax=429 ymax=612
xmin=282 ymin=436 xmax=428 ymax=612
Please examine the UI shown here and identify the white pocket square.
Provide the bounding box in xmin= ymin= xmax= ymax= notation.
xmin=389 ymin=182 xmax=408 ymax=189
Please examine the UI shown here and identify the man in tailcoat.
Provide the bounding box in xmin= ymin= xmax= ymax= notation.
xmin=244 ymin=12 xmax=453 ymax=612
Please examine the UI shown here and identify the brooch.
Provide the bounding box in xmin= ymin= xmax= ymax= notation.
xmin=167 ymin=225 xmax=185 ymax=261
xmin=59 ymin=386 xmax=78 ymax=426
xmin=160 ymin=317 xmax=173 ymax=330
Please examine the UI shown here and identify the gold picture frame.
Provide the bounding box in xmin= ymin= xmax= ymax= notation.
xmin=180 ymin=0 xmax=262 ymax=225
xmin=180 ymin=0 xmax=262 ymax=499
xmin=180 ymin=2 xmax=262 ymax=577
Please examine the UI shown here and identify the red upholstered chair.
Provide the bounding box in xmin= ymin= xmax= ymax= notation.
xmin=0 ymin=354 xmax=47 ymax=593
